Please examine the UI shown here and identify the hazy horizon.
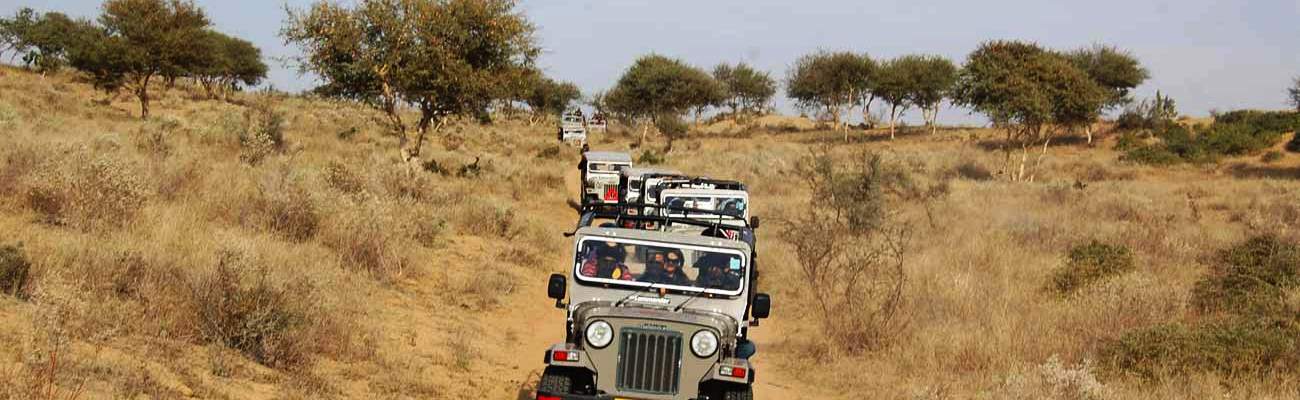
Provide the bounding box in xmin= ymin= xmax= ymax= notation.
xmin=3 ymin=0 xmax=1297 ymax=125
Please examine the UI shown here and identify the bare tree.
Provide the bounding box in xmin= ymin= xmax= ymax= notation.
xmin=782 ymin=149 xmax=911 ymax=354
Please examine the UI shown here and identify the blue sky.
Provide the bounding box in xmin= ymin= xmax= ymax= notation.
xmin=3 ymin=0 xmax=1298 ymax=124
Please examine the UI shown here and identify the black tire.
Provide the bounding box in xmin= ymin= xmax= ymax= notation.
xmin=723 ymin=387 xmax=753 ymax=400
xmin=538 ymin=369 xmax=573 ymax=395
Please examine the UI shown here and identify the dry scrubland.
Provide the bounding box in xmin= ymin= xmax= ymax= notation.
xmin=2 ymin=66 xmax=1300 ymax=399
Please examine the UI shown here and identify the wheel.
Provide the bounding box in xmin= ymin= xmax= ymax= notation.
xmin=703 ymin=384 xmax=753 ymax=400
xmin=723 ymin=387 xmax=753 ymax=400
xmin=538 ymin=369 xmax=573 ymax=395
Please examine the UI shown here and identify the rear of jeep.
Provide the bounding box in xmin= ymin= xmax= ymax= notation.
xmin=538 ymin=227 xmax=768 ymax=400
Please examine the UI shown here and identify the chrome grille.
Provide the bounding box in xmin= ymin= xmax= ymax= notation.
xmin=616 ymin=328 xmax=682 ymax=395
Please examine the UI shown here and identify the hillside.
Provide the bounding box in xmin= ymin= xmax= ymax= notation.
xmin=1 ymin=66 xmax=1299 ymax=399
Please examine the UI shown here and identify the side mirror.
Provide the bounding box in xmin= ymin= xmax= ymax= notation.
xmin=547 ymin=274 xmax=567 ymax=305
xmin=750 ymin=216 xmax=761 ymax=230
xmin=751 ymin=293 xmax=771 ymax=319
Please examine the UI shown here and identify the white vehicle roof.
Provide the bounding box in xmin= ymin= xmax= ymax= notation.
xmin=660 ymin=188 xmax=748 ymax=197
xmin=621 ymin=167 xmax=682 ymax=177
xmin=584 ymin=151 xmax=633 ymax=163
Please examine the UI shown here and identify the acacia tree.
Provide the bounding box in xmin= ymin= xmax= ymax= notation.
xmin=525 ymin=75 xmax=581 ymax=124
xmin=605 ymin=54 xmax=719 ymax=141
xmin=872 ymin=58 xmax=913 ymax=139
xmin=786 ymin=51 xmax=873 ymax=139
xmin=11 ymin=11 xmax=79 ymax=73
xmin=285 ymin=0 xmax=538 ymax=160
xmin=953 ymin=41 xmax=1106 ymax=181
xmin=903 ymin=55 xmax=957 ymax=135
xmin=95 ymin=0 xmax=211 ymax=118
xmin=193 ymin=30 xmax=267 ymax=100
xmin=1065 ymin=44 xmax=1148 ymax=143
xmin=713 ymin=62 xmax=777 ymax=122
xmin=1288 ymin=76 xmax=1299 ymax=112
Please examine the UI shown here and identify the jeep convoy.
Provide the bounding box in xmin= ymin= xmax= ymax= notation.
xmin=542 ymin=151 xmax=771 ymax=400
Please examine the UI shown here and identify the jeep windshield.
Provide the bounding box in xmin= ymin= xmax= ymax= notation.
xmin=588 ymin=163 xmax=629 ymax=173
xmin=663 ymin=195 xmax=747 ymax=219
xmin=574 ymin=237 xmax=746 ymax=296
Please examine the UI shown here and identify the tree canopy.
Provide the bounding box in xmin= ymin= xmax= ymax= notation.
xmin=525 ymin=75 xmax=581 ymax=120
xmin=94 ymin=0 xmax=212 ymax=118
xmin=713 ymin=62 xmax=777 ymax=119
xmin=193 ymin=30 xmax=268 ymax=99
xmin=284 ymin=0 xmax=539 ymax=158
xmin=901 ymin=55 xmax=957 ymax=135
xmin=605 ymin=54 xmax=721 ymax=137
xmin=872 ymin=57 xmax=914 ymax=139
xmin=786 ymin=51 xmax=873 ymax=132
xmin=1065 ymin=45 xmax=1148 ymax=110
xmin=1288 ymin=76 xmax=1300 ymax=112
xmin=953 ymin=40 xmax=1107 ymax=180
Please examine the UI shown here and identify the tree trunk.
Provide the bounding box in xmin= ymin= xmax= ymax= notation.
xmin=888 ymin=105 xmax=899 ymax=140
xmin=136 ymin=74 xmax=153 ymax=119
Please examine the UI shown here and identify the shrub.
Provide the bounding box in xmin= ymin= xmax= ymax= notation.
xmin=1052 ymin=241 xmax=1135 ymax=294
xmin=25 ymin=150 xmax=149 ymax=231
xmin=952 ymin=159 xmax=993 ymax=181
xmin=1103 ymin=235 xmax=1300 ymax=380
xmin=189 ymin=250 xmax=313 ymax=370
xmin=322 ymin=199 xmax=405 ymax=279
xmin=1287 ymin=131 xmax=1300 ymax=153
xmin=1191 ymin=235 xmax=1300 ymax=317
xmin=258 ymin=179 xmax=318 ymax=242
xmin=534 ymin=144 xmax=562 ymax=160
xmin=0 ymin=244 xmax=32 ymax=299
xmin=637 ymin=149 xmax=664 ymax=165
xmin=322 ymin=161 xmax=365 ymax=195
xmin=1101 ymin=321 xmax=1300 ymax=380
xmin=997 ymin=355 xmax=1107 ymax=400
xmin=1261 ymin=151 xmax=1283 ymax=163
xmin=783 ymin=150 xmax=909 ymax=354
xmin=238 ymin=103 xmax=287 ymax=165
xmin=1124 ymin=111 xmax=1297 ymax=165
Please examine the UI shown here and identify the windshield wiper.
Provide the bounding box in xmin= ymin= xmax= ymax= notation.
xmin=673 ymin=282 xmax=722 ymax=312
xmin=615 ymin=282 xmax=664 ymax=307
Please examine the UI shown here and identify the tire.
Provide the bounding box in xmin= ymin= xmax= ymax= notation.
xmin=723 ymin=387 xmax=753 ymax=400
xmin=538 ymin=369 xmax=573 ymax=395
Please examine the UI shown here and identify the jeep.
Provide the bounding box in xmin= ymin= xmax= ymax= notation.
xmin=538 ymin=212 xmax=771 ymax=400
xmin=580 ymin=151 xmax=633 ymax=206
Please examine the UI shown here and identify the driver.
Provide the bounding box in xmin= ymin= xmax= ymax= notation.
xmin=638 ymin=249 xmax=691 ymax=286
xmin=581 ymin=242 xmax=633 ymax=281
xmin=695 ymin=254 xmax=740 ymax=290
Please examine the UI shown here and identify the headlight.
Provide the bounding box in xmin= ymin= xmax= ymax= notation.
xmin=691 ymin=330 xmax=718 ymax=358
xmin=585 ymin=320 xmax=613 ymax=348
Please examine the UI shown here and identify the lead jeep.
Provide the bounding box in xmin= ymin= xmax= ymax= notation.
xmin=538 ymin=212 xmax=771 ymax=400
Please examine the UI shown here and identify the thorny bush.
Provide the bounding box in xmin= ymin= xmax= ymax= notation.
xmin=782 ymin=148 xmax=911 ymax=354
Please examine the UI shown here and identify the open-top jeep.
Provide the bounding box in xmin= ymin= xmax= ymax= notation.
xmin=580 ymin=151 xmax=634 ymax=206
xmin=538 ymin=211 xmax=771 ymax=400
xmin=644 ymin=178 xmax=758 ymax=237
xmin=560 ymin=111 xmax=588 ymax=144
xmin=619 ymin=167 xmax=685 ymax=206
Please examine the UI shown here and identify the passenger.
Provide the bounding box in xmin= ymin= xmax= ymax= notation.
xmin=581 ymin=242 xmax=633 ymax=281
xmin=695 ymin=256 xmax=740 ymax=290
xmin=643 ymin=252 xmax=666 ymax=278
xmin=638 ymin=250 xmax=691 ymax=286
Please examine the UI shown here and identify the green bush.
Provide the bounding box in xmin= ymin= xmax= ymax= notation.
xmin=1261 ymin=151 xmax=1284 ymax=163
xmin=1123 ymin=111 xmax=1295 ymax=165
xmin=1101 ymin=321 xmax=1300 ymax=380
xmin=1191 ymin=235 xmax=1300 ymax=317
xmin=1103 ymin=235 xmax=1300 ymax=380
xmin=238 ymin=103 xmax=287 ymax=165
xmin=0 ymin=244 xmax=32 ymax=299
xmin=1051 ymin=240 xmax=1135 ymax=294
xmin=1287 ymin=131 xmax=1300 ymax=153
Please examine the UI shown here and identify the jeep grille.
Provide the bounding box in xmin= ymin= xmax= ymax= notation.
xmin=615 ymin=328 xmax=682 ymax=395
